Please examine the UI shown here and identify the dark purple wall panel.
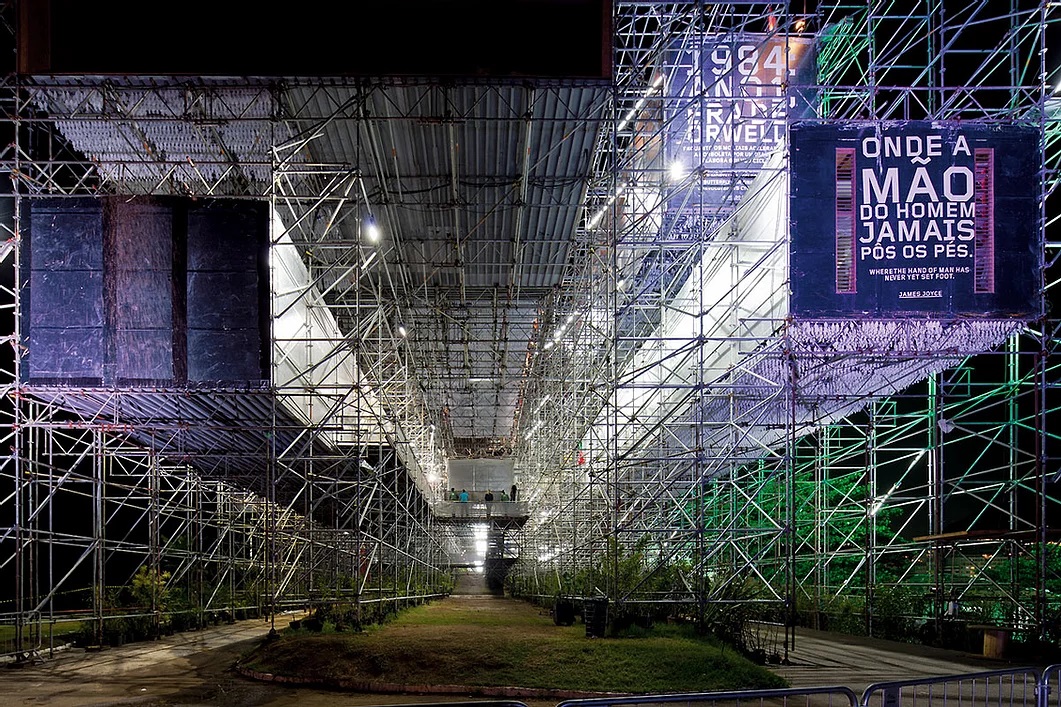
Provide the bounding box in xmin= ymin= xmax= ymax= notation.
xmin=187 ymin=330 xmax=263 ymax=383
xmin=109 ymin=200 xmax=174 ymax=382
xmin=25 ymin=199 xmax=105 ymax=382
xmin=23 ymin=197 xmax=269 ymax=387
xmin=186 ymin=202 xmax=268 ymax=384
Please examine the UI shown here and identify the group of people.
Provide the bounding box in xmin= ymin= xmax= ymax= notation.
xmin=448 ymin=485 xmax=517 ymax=503
xmin=447 ymin=484 xmax=518 ymax=517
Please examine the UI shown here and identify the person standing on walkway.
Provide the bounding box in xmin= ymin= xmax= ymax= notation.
xmin=459 ymin=488 xmax=469 ymax=517
xmin=484 ymin=489 xmax=494 ymax=517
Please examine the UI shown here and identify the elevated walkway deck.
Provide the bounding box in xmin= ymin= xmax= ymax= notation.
xmin=433 ymin=501 xmax=530 ymax=527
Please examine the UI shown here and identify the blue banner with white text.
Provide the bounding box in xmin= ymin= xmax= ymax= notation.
xmin=665 ymin=33 xmax=816 ymax=232
xmin=789 ymin=122 xmax=1040 ymax=318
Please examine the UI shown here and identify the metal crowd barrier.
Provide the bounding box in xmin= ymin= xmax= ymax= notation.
xmin=556 ymin=687 xmax=859 ymax=707
xmin=860 ymin=667 xmax=1043 ymax=707
xmin=360 ymin=674 xmax=1061 ymax=707
xmin=1039 ymin=665 xmax=1061 ymax=707
xmin=358 ymin=703 xmax=529 ymax=707
xmin=360 ymin=668 xmax=1061 ymax=707
xmin=0 ymin=611 xmax=41 ymax=659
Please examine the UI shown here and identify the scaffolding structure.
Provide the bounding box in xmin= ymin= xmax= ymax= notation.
xmin=0 ymin=0 xmax=1059 ymax=663
xmin=0 ymin=78 xmax=470 ymax=657
xmin=512 ymin=0 xmax=1061 ymax=650
xmin=0 ymin=0 xmax=610 ymax=656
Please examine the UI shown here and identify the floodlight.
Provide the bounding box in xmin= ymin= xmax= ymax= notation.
xmin=364 ymin=216 xmax=381 ymax=243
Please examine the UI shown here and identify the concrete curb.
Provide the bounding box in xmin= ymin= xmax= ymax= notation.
xmin=235 ymin=664 xmax=624 ymax=700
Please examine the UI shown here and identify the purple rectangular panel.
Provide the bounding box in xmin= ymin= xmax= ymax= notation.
xmin=186 ymin=201 xmax=268 ymax=384
xmin=28 ymin=270 xmax=104 ymax=329
xmin=108 ymin=199 xmax=175 ymax=383
xmin=187 ymin=329 xmax=263 ymax=383
xmin=115 ymin=329 xmax=174 ymax=381
xmin=23 ymin=199 xmax=106 ymax=383
xmin=23 ymin=196 xmax=269 ymax=387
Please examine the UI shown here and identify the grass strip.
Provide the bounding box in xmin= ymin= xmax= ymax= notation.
xmin=244 ymin=596 xmax=786 ymax=693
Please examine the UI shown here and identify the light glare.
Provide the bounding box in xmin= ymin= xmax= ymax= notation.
xmin=365 ymin=218 xmax=381 ymax=242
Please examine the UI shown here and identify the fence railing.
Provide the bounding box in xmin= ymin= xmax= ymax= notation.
xmin=434 ymin=500 xmax=530 ymax=520
xmin=556 ymin=687 xmax=860 ymax=707
xmin=1035 ymin=665 xmax=1058 ymax=707
xmin=860 ymin=668 xmax=1043 ymax=707
xmin=357 ymin=668 xmax=1059 ymax=707
xmin=0 ymin=611 xmax=41 ymax=659
xmin=357 ymin=703 xmax=529 ymax=707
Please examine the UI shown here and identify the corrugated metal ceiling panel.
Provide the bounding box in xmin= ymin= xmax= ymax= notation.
xmin=280 ymin=83 xmax=604 ymax=442
xmin=34 ymin=78 xmax=606 ymax=448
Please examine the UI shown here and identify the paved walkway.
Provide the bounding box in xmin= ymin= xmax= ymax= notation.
xmin=773 ymin=627 xmax=1013 ymax=694
xmin=0 ymin=602 xmax=1034 ymax=706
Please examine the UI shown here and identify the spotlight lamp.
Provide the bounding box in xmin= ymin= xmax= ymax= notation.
xmin=364 ymin=215 xmax=381 ymax=243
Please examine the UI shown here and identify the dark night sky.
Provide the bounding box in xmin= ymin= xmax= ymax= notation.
xmin=24 ymin=0 xmax=611 ymax=79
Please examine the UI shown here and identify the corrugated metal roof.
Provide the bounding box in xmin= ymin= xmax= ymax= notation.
xmin=284 ymin=82 xmax=607 ymax=442
xmin=32 ymin=78 xmax=607 ymax=451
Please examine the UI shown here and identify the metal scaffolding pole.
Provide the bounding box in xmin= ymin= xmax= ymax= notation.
xmin=510 ymin=0 xmax=1059 ymax=649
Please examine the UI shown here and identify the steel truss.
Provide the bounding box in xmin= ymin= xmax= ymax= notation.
xmin=0 ymin=76 xmax=470 ymax=658
xmin=0 ymin=0 xmax=1058 ymax=662
xmin=512 ymin=0 xmax=1061 ymax=650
